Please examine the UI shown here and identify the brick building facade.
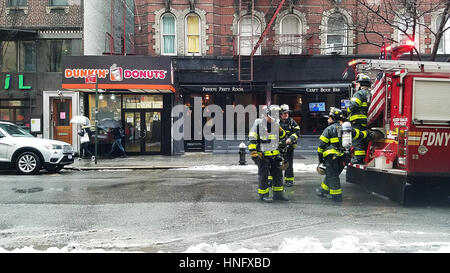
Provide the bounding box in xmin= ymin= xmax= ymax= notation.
xmin=0 ymin=0 xmax=83 ymax=152
xmin=133 ymin=0 xmax=449 ymax=57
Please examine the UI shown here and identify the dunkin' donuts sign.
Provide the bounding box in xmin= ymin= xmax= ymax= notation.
xmin=61 ymin=56 xmax=173 ymax=91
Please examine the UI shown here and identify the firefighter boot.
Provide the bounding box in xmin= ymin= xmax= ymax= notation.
xmin=273 ymin=191 xmax=289 ymax=201
xmin=260 ymin=194 xmax=273 ymax=203
xmin=315 ymin=188 xmax=330 ymax=198
xmin=331 ymin=194 xmax=343 ymax=202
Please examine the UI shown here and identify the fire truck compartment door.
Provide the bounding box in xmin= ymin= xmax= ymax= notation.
xmin=412 ymin=78 xmax=450 ymax=124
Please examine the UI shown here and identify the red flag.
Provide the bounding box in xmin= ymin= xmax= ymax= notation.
xmin=367 ymin=72 xmax=386 ymax=125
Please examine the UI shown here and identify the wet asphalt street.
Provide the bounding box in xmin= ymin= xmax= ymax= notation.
xmin=0 ymin=155 xmax=449 ymax=253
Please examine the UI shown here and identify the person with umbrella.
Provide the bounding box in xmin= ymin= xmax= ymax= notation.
xmin=70 ymin=116 xmax=94 ymax=160
xmin=101 ymin=119 xmax=126 ymax=158
xmin=78 ymin=125 xmax=94 ymax=160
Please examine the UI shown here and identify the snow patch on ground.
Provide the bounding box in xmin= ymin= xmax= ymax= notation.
xmin=2 ymin=235 xmax=450 ymax=253
xmin=184 ymin=236 xmax=369 ymax=253
xmin=181 ymin=163 xmax=317 ymax=173
xmin=183 ymin=236 xmax=450 ymax=253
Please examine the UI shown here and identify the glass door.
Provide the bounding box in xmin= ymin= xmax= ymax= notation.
xmin=124 ymin=111 xmax=141 ymax=153
xmin=123 ymin=110 xmax=162 ymax=154
xmin=144 ymin=112 xmax=161 ymax=153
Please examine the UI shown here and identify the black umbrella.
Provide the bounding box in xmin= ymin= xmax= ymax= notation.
xmin=98 ymin=118 xmax=122 ymax=128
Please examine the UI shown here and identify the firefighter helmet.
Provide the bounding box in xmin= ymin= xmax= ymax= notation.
xmin=356 ymin=73 xmax=372 ymax=86
xmin=265 ymin=105 xmax=280 ymax=119
xmin=280 ymin=104 xmax=291 ymax=114
xmin=325 ymin=107 xmax=344 ymax=121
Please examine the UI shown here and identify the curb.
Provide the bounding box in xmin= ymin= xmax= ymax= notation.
xmin=65 ymin=166 xmax=188 ymax=171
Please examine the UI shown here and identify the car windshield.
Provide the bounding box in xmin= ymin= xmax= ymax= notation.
xmin=0 ymin=123 xmax=33 ymax=137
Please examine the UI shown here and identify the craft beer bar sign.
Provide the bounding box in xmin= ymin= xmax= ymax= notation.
xmin=61 ymin=56 xmax=175 ymax=92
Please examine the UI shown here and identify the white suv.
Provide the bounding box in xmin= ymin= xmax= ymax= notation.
xmin=0 ymin=121 xmax=74 ymax=175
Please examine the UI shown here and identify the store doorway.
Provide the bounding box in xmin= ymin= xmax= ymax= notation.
xmin=123 ymin=110 xmax=162 ymax=154
xmin=52 ymin=99 xmax=72 ymax=144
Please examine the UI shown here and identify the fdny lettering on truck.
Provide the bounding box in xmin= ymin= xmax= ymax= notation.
xmin=409 ymin=131 xmax=450 ymax=146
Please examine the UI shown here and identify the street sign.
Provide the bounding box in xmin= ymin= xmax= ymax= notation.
xmin=85 ymin=75 xmax=97 ymax=84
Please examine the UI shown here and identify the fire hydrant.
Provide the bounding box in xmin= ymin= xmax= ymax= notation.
xmin=238 ymin=142 xmax=247 ymax=165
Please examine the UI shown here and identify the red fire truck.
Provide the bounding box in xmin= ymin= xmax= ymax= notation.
xmin=346 ymin=59 xmax=450 ymax=204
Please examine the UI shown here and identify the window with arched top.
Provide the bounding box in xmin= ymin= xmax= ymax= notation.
xmin=279 ymin=15 xmax=302 ymax=55
xmin=238 ymin=15 xmax=262 ymax=55
xmin=161 ymin=13 xmax=176 ymax=55
xmin=185 ymin=13 xmax=201 ymax=55
xmin=326 ymin=13 xmax=347 ymax=54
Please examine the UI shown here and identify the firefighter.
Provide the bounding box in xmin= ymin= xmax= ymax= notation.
xmin=347 ymin=73 xmax=372 ymax=164
xmin=249 ymin=105 xmax=289 ymax=203
xmin=316 ymin=107 xmax=370 ymax=202
xmin=277 ymin=104 xmax=300 ymax=187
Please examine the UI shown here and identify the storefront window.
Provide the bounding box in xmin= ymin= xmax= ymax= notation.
xmin=88 ymin=94 xmax=122 ymax=122
xmin=0 ymin=100 xmax=30 ymax=126
xmin=123 ymin=95 xmax=163 ymax=109
xmin=1 ymin=41 xmax=17 ymax=72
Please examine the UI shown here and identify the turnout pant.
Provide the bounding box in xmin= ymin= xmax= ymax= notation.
xmin=320 ymin=155 xmax=346 ymax=198
xmin=351 ymin=123 xmax=367 ymax=164
xmin=283 ymin=147 xmax=294 ymax=183
xmin=256 ymin=156 xmax=283 ymax=197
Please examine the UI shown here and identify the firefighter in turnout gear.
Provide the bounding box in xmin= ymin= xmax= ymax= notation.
xmin=347 ymin=73 xmax=372 ymax=164
xmin=277 ymin=104 xmax=300 ymax=187
xmin=249 ymin=105 xmax=289 ymax=203
xmin=316 ymin=107 xmax=370 ymax=202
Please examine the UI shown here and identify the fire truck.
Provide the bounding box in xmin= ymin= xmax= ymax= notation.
xmin=346 ymin=59 xmax=450 ymax=204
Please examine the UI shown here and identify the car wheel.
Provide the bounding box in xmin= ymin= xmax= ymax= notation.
xmin=45 ymin=164 xmax=64 ymax=173
xmin=16 ymin=151 xmax=42 ymax=175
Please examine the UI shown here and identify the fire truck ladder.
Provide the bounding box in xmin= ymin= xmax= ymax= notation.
xmin=353 ymin=59 xmax=450 ymax=73
xmin=238 ymin=0 xmax=286 ymax=82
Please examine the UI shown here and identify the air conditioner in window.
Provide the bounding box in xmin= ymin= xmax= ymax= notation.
xmin=327 ymin=43 xmax=345 ymax=54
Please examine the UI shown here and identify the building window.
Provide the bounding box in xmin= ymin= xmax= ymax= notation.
xmin=8 ymin=0 xmax=27 ymax=6
xmin=326 ymin=13 xmax=346 ymax=54
xmin=436 ymin=15 xmax=450 ymax=54
xmin=0 ymin=100 xmax=30 ymax=127
xmin=48 ymin=0 xmax=67 ymax=6
xmin=46 ymin=40 xmax=81 ymax=72
xmin=186 ymin=13 xmax=201 ymax=55
xmin=88 ymin=94 xmax=122 ymax=122
xmin=123 ymin=95 xmax=163 ymax=109
xmin=19 ymin=41 xmax=36 ymax=72
xmin=238 ymin=15 xmax=262 ymax=55
xmin=0 ymin=41 xmax=17 ymax=72
xmin=279 ymin=15 xmax=302 ymax=55
xmin=161 ymin=13 xmax=176 ymax=55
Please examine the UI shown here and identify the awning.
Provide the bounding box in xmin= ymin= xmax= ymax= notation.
xmin=61 ymin=56 xmax=175 ymax=93
xmin=0 ymin=28 xmax=38 ymax=39
xmin=61 ymin=84 xmax=175 ymax=93
xmin=180 ymin=84 xmax=266 ymax=93
xmin=272 ymin=83 xmax=351 ymax=94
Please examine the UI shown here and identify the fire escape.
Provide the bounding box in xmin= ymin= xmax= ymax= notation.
xmin=237 ymin=0 xmax=287 ymax=82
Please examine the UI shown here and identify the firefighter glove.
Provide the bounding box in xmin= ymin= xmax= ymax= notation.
xmin=250 ymin=151 xmax=262 ymax=159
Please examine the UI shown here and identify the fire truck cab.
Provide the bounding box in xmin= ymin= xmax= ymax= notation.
xmin=346 ymin=59 xmax=450 ymax=204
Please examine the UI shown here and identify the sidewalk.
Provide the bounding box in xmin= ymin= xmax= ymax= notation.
xmin=66 ymin=153 xmax=317 ymax=170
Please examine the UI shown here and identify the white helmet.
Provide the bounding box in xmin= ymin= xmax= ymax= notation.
xmin=280 ymin=104 xmax=290 ymax=114
xmin=264 ymin=104 xmax=280 ymax=119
